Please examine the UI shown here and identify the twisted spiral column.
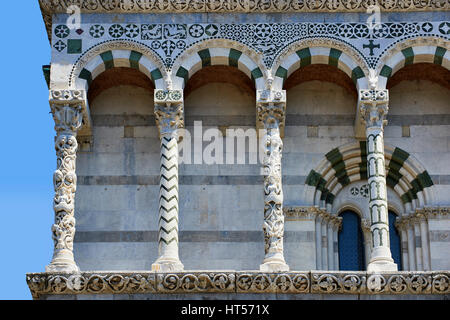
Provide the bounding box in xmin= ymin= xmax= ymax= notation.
xmin=257 ymin=90 xmax=289 ymax=272
xmin=359 ymin=89 xmax=397 ymax=272
xmin=152 ymin=90 xmax=184 ymax=272
xmin=46 ymin=90 xmax=86 ymax=273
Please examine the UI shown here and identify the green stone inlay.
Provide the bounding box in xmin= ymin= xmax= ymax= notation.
xmin=229 ymin=48 xmax=242 ymax=67
xmin=198 ymin=49 xmax=211 ymax=67
xmin=296 ymin=48 xmax=311 ymax=67
xmin=401 ymin=47 xmax=415 ymax=66
xmin=306 ymin=170 xmax=322 ymax=187
xmin=42 ymin=65 xmax=50 ymax=88
xmin=351 ymin=66 xmax=365 ymax=84
xmin=416 ymin=171 xmax=434 ymax=189
xmin=100 ymin=51 xmax=114 ymax=70
xmin=380 ymin=65 xmax=392 ymax=78
xmin=275 ymin=66 xmax=288 ymax=82
xmin=328 ymin=48 xmax=342 ymax=67
xmin=434 ymin=46 xmax=446 ymax=65
xmin=79 ymin=68 xmax=92 ymax=86
xmin=386 ymin=170 xmax=402 ymax=188
xmin=176 ymin=66 xmax=189 ymax=86
xmin=150 ymin=68 xmax=163 ymax=81
xmin=320 ymin=189 xmax=335 ymax=204
xmin=359 ymin=160 xmax=368 ymax=180
xmin=391 ymin=147 xmax=409 ymax=165
xmin=251 ymin=67 xmax=263 ymax=83
xmin=67 ymin=39 xmax=82 ymax=54
xmin=129 ymin=51 xmax=142 ymax=70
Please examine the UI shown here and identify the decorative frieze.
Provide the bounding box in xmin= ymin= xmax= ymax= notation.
xmin=236 ymin=272 xmax=310 ymax=293
xmin=157 ymin=272 xmax=235 ymax=293
xmin=26 ymin=272 xmax=156 ymax=299
xmin=26 ymin=271 xmax=450 ymax=299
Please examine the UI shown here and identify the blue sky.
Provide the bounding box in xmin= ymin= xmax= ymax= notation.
xmin=0 ymin=2 xmax=54 ymax=299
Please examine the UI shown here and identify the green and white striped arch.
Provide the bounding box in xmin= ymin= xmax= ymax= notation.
xmin=305 ymin=142 xmax=434 ymax=210
xmin=378 ymin=44 xmax=450 ymax=89
xmin=273 ymin=47 xmax=368 ymax=90
xmin=75 ymin=49 xmax=165 ymax=90
xmin=173 ymin=47 xmax=265 ymax=90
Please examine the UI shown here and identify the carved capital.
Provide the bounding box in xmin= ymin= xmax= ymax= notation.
xmin=257 ymin=90 xmax=286 ymax=130
xmin=154 ymin=90 xmax=184 ymax=138
xmin=49 ymin=90 xmax=86 ymax=133
xmin=359 ymin=89 xmax=389 ymax=128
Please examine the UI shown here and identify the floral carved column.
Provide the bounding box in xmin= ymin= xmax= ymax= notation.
xmin=359 ymin=89 xmax=397 ymax=272
xmin=257 ymin=89 xmax=289 ymax=272
xmin=152 ymin=90 xmax=184 ymax=272
xmin=46 ymin=90 xmax=86 ymax=273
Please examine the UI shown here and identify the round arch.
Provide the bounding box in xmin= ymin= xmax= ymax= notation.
xmin=271 ymin=37 xmax=370 ymax=91
xmin=70 ymin=40 xmax=168 ymax=91
xmin=377 ymin=36 xmax=450 ymax=89
xmin=304 ymin=141 xmax=434 ymax=213
xmin=171 ymin=39 xmax=267 ymax=90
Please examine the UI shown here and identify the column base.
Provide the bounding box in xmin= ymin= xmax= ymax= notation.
xmin=152 ymin=257 xmax=184 ymax=272
xmin=367 ymin=257 xmax=398 ymax=272
xmin=260 ymin=256 xmax=289 ymax=272
xmin=46 ymin=261 xmax=80 ymax=273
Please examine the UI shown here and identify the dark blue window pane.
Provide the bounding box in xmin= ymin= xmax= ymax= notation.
xmin=338 ymin=211 xmax=365 ymax=271
xmin=389 ymin=211 xmax=403 ymax=271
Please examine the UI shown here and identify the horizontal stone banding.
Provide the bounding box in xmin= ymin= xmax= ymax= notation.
xmin=74 ymin=231 xmax=315 ymax=243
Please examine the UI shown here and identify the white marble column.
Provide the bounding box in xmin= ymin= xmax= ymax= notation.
xmin=396 ymin=219 xmax=409 ymax=271
xmin=315 ymin=213 xmax=323 ymax=270
xmin=257 ymin=89 xmax=289 ymax=272
xmin=359 ymin=89 xmax=397 ymax=272
xmin=320 ymin=214 xmax=329 ymax=270
xmin=407 ymin=223 xmax=416 ymax=271
xmin=418 ymin=213 xmax=431 ymax=270
xmin=152 ymin=90 xmax=184 ymax=272
xmin=46 ymin=90 xmax=86 ymax=273
xmin=413 ymin=217 xmax=423 ymax=271
xmin=331 ymin=216 xmax=342 ymax=270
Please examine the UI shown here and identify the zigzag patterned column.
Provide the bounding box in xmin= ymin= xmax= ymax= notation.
xmin=152 ymin=90 xmax=184 ymax=272
xmin=359 ymin=89 xmax=397 ymax=272
xmin=257 ymin=89 xmax=289 ymax=272
xmin=46 ymin=90 xmax=86 ymax=273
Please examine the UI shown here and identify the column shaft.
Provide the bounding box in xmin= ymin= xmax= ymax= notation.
xmin=152 ymin=90 xmax=184 ymax=272
xmin=257 ymin=90 xmax=289 ymax=272
xmin=46 ymin=96 xmax=84 ymax=273
xmin=359 ymin=89 xmax=397 ymax=272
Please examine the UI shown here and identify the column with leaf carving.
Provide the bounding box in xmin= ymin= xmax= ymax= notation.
xmin=46 ymin=90 xmax=86 ymax=273
xmin=257 ymin=89 xmax=289 ymax=272
xmin=152 ymin=90 xmax=184 ymax=272
xmin=359 ymin=89 xmax=397 ymax=272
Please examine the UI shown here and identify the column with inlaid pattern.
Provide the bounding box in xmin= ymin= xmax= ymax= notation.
xmin=46 ymin=90 xmax=86 ymax=273
xmin=257 ymin=89 xmax=289 ymax=272
xmin=359 ymin=89 xmax=397 ymax=272
xmin=152 ymin=90 xmax=184 ymax=272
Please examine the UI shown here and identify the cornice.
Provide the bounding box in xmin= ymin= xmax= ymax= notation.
xmin=38 ymin=0 xmax=449 ymax=14
xmin=38 ymin=0 xmax=449 ymax=42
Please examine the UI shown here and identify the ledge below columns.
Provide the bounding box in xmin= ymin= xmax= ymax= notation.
xmin=26 ymin=270 xmax=449 ymax=300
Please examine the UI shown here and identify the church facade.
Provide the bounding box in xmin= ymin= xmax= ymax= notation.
xmin=27 ymin=0 xmax=450 ymax=299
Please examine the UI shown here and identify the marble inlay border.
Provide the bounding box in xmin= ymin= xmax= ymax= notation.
xmin=26 ymin=271 xmax=450 ymax=299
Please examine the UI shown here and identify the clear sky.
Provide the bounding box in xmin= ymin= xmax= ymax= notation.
xmin=0 ymin=2 xmax=54 ymax=299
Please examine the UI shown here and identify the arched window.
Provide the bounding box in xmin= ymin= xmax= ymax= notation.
xmin=389 ymin=210 xmax=403 ymax=271
xmin=338 ymin=210 xmax=365 ymax=271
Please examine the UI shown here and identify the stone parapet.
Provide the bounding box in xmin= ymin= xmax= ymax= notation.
xmin=26 ymin=270 xmax=449 ymax=299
